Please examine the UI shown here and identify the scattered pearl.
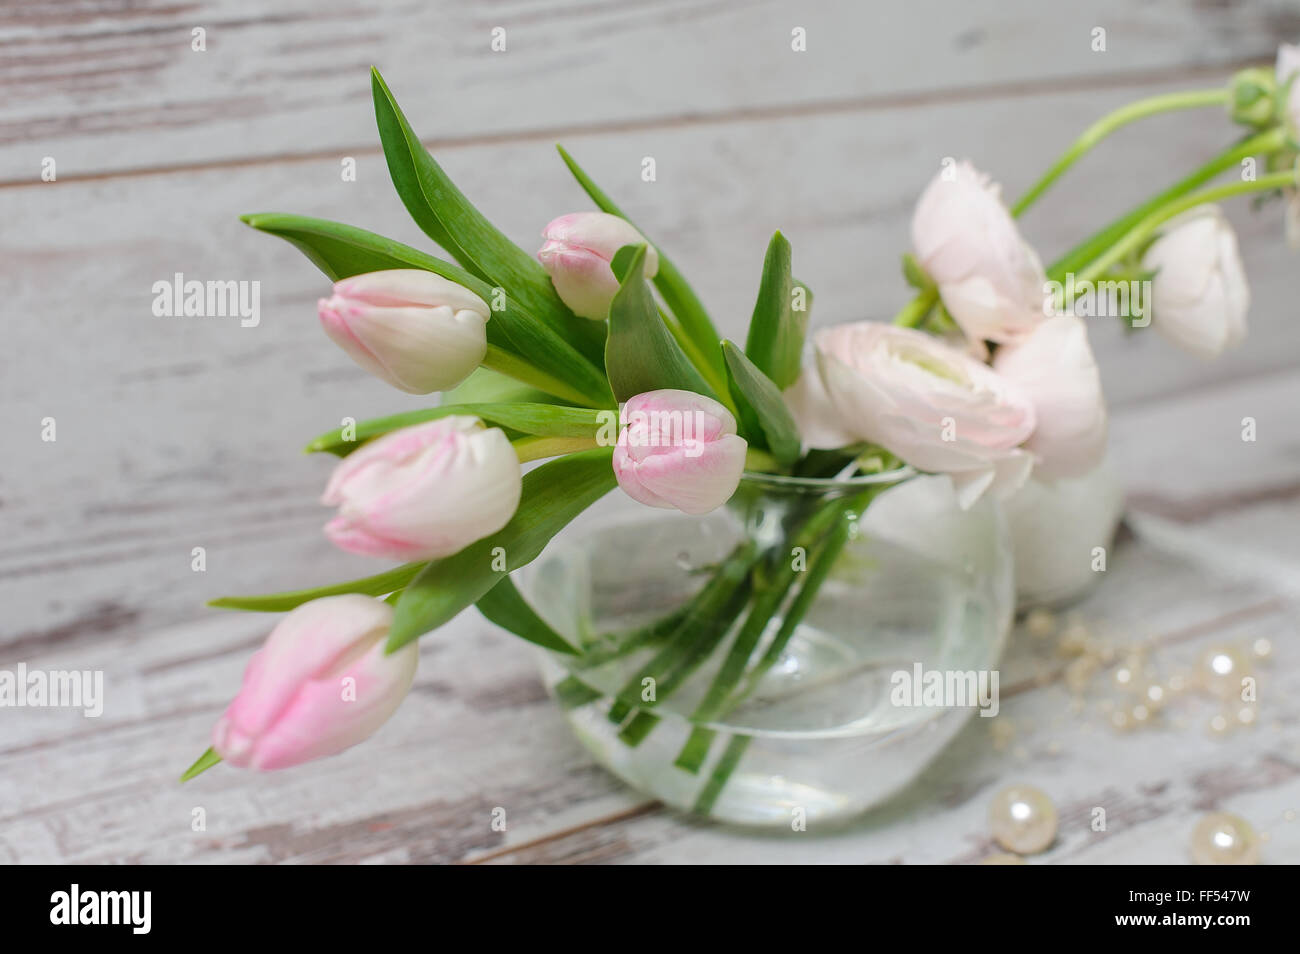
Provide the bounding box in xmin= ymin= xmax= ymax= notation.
xmin=1024 ymin=608 xmax=1056 ymax=639
xmin=1208 ymin=713 xmax=1231 ymax=736
xmin=1190 ymin=812 xmax=1260 ymax=865
xmin=1142 ymin=683 xmax=1167 ymax=710
xmin=1065 ymin=657 xmax=1097 ymax=695
xmin=1113 ymin=666 xmax=1136 ymax=690
xmin=1251 ymin=638 xmax=1273 ymax=662
xmin=1200 ymin=648 xmax=1250 ymax=700
xmin=1167 ymin=673 xmax=1188 ymax=694
xmin=989 ymin=785 xmax=1058 ymax=855
xmin=1109 ymin=709 xmax=1132 ymax=732
xmin=1086 ymin=638 xmax=1117 ymax=664
xmin=1283 ymin=809 xmax=1296 ymax=823
xmin=1237 ymin=706 xmax=1257 ymax=727
xmin=1131 ymin=704 xmax=1151 ymax=725
xmin=1057 ymin=623 xmax=1090 ymax=657
xmin=980 ymin=852 xmax=1026 ymax=865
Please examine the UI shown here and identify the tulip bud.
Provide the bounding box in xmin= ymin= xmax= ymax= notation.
xmin=993 ymin=315 xmax=1107 ymax=480
xmin=323 ymin=416 xmax=522 ymax=561
xmin=1141 ymin=206 xmax=1249 ymax=359
xmin=317 ymin=270 xmax=490 ymax=394
xmin=212 ymin=595 xmax=417 ymax=770
xmin=537 ymin=212 xmax=660 ymax=320
xmin=612 ymin=389 xmax=747 ymax=515
xmin=911 ymin=160 xmax=1047 ymax=345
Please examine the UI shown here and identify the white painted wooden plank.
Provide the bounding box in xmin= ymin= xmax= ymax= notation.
xmin=1 ymin=0 xmax=1288 ymax=179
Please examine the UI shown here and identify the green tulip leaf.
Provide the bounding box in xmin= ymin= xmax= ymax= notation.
xmin=744 ymin=231 xmax=807 ymax=390
xmin=605 ymin=244 xmax=717 ymax=403
xmin=210 ymin=562 xmax=426 ymax=613
xmin=721 ymin=341 xmax=801 ymax=465
xmin=306 ymin=403 xmax=614 ymax=456
xmin=475 ymin=576 xmax=578 ymax=654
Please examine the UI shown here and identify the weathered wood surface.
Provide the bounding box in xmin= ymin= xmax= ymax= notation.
xmin=2 ymin=0 xmax=1298 ymax=863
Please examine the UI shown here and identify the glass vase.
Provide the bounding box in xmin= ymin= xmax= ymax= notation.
xmin=517 ymin=470 xmax=1014 ymax=827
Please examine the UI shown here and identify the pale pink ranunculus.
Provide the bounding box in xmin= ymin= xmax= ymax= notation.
xmin=212 ymin=595 xmax=417 ymax=771
xmin=993 ymin=315 xmax=1107 ymax=479
xmin=612 ymin=389 xmax=747 ymax=515
xmin=787 ymin=322 xmax=1037 ymax=507
xmin=911 ymin=160 xmax=1047 ymax=345
xmin=537 ymin=212 xmax=660 ymax=320
xmin=322 ymin=416 xmax=521 ymax=561
xmin=1141 ymin=205 xmax=1249 ymax=359
xmin=318 ymin=270 xmax=490 ymax=394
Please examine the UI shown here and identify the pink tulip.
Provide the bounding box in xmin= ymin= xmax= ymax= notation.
xmin=911 ymin=161 xmax=1047 ymax=345
xmin=322 ymin=416 xmax=522 ymax=561
xmin=786 ymin=322 xmax=1036 ymax=507
xmin=994 ymin=315 xmax=1108 ymax=479
xmin=318 ymin=269 xmax=490 ymax=394
xmin=612 ymin=389 xmax=747 ymax=515
xmin=212 ymin=595 xmax=417 ymax=770
xmin=537 ymin=212 xmax=660 ymax=319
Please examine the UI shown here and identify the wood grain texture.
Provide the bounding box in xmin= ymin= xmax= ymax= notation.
xmin=3 ymin=0 xmax=1299 ymax=863
xmin=1 ymin=0 xmax=1291 ymax=181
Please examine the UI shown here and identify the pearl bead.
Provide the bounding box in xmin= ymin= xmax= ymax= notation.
xmin=980 ymin=852 xmax=1026 ymax=865
xmin=1237 ymin=705 xmax=1257 ymax=726
xmin=1190 ymin=812 xmax=1260 ymax=865
xmin=990 ymin=785 xmax=1058 ymax=855
xmin=1251 ymin=638 xmax=1273 ymax=662
xmin=1142 ymin=683 xmax=1167 ymax=710
xmin=1208 ymin=713 xmax=1231 ymax=736
xmin=1200 ymin=648 xmax=1250 ymax=700
xmin=1065 ymin=657 xmax=1097 ymax=694
xmin=1024 ymin=608 xmax=1056 ymax=639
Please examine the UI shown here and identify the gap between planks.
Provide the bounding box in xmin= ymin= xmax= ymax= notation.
xmin=0 ymin=57 xmax=1265 ymax=191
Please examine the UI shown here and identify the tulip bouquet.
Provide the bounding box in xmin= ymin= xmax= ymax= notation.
xmin=183 ymin=57 xmax=1299 ymax=812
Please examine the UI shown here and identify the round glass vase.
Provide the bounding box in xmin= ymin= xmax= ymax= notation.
xmin=517 ymin=470 xmax=1014 ymax=828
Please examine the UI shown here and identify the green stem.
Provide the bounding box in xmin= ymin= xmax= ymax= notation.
xmin=482 ymin=344 xmax=604 ymax=408
xmin=1076 ymin=170 xmax=1297 ymax=285
xmin=1048 ymin=126 xmax=1287 ymax=281
xmin=1012 ymin=88 xmax=1230 ymax=217
xmin=179 ymin=747 xmax=221 ymax=782
xmin=692 ymin=734 xmax=752 ymax=816
xmin=673 ymin=496 xmax=856 ymax=773
xmin=512 ymin=435 xmax=600 ymax=463
xmin=892 ymin=287 xmax=938 ymax=328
